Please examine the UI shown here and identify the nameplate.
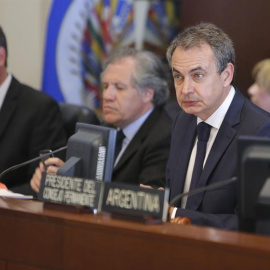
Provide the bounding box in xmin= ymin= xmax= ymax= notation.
xmin=38 ymin=174 xmax=102 ymax=210
xmin=101 ymin=182 xmax=169 ymax=223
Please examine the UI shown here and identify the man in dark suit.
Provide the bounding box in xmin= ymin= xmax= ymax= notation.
xmin=0 ymin=26 xmax=67 ymax=194
xmin=166 ymin=23 xmax=270 ymax=230
xmin=30 ymin=47 xmax=172 ymax=192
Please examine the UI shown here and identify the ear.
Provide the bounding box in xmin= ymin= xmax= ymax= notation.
xmin=0 ymin=47 xmax=6 ymax=67
xmin=221 ymin=63 xmax=234 ymax=87
xmin=142 ymin=88 xmax=154 ymax=103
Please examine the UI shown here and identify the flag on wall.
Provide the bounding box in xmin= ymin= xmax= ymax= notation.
xmin=42 ymin=0 xmax=180 ymax=112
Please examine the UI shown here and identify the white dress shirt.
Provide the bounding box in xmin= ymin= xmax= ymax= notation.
xmin=0 ymin=73 xmax=11 ymax=110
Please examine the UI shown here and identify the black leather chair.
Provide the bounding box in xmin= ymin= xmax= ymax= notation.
xmin=164 ymin=99 xmax=182 ymax=120
xmin=59 ymin=103 xmax=101 ymax=138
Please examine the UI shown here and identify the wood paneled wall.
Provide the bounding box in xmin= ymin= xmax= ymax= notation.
xmin=179 ymin=0 xmax=270 ymax=96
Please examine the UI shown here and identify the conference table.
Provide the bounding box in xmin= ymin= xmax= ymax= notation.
xmin=0 ymin=197 xmax=270 ymax=270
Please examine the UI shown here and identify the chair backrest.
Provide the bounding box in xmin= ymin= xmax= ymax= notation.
xmin=164 ymin=99 xmax=182 ymax=120
xmin=59 ymin=103 xmax=101 ymax=138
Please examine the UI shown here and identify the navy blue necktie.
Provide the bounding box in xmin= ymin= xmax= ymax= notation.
xmin=114 ymin=129 xmax=125 ymax=161
xmin=189 ymin=122 xmax=212 ymax=190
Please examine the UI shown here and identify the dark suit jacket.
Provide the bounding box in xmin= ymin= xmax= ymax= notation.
xmin=257 ymin=122 xmax=270 ymax=136
xmin=112 ymin=106 xmax=172 ymax=187
xmin=166 ymin=89 xmax=270 ymax=230
xmin=0 ymin=76 xmax=67 ymax=193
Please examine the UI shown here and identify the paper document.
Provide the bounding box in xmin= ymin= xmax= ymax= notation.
xmin=0 ymin=189 xmax=33 ymax=199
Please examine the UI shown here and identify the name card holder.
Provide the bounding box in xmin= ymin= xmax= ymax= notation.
xmin=101 ymin=182 xmax=169 ymax=224
xmin=38 ymin=174 xmax=169 ymax=223
xmin=38 ymin=174 xmax=102 ymax=213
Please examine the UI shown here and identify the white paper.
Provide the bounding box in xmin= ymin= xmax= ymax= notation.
xmin=0 ymin=189 xmax=33 ymax=199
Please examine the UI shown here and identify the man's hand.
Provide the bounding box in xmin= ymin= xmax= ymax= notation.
xmin=170 ymin=216 xmax=191 ymax=225
xmin=0 ymin=182 xmax=8 ymax=190
xmin=30 ymin=157 xmax=64 ymax=193
xmin=140 ymin=184 xmax=164 ymax=190
xmin=167 ymin=205 xmax=191 ymax=225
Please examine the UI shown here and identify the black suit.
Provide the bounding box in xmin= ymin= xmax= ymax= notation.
xmin=112 ymin=106 xmax=172 ymax=187
xmin=166 ymin=89 xmax=270 ymax=229
xmin=0 ymin=76 xmax=67 ymax=192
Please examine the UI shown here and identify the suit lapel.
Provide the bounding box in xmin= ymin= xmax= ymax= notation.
xmin=114 ymin=107 xmax=161 ymax=172
xmin=172 ymin=114 xmax=197 ymax=203
xmin=0 ymin=77 xmax=20 ymax=140
xmin=187 ymin=90 xmax=244 ymax=210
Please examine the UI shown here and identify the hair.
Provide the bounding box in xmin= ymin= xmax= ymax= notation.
xmin=251 ymin=59 xmax=270 ymax=93
xmin=166 ymin=22 xmax=235 ymax=75
xmin=102 ymin=47 xmax=169 ymax=106
xmin=0 ymin=26 xmax=8 ymax=67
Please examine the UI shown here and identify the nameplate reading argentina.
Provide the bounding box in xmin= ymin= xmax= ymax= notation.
xmin=38 ymin=174 xmax=102 ymax=209
xmin=102 ymin=182 xmax=169 ymax=222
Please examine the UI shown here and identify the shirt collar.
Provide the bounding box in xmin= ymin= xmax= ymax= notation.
xmin=0 ymin=73 xmax=12 ymax=110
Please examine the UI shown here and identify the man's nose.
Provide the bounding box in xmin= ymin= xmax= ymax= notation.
xmin=181 ymin=78 xmax=193 ymax=95
xmin=103 ymin=85 xmax=116 ymax=100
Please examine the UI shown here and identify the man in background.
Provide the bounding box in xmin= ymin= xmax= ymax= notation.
xmin=30 ymin=47 xmax=172 ymax=192
xmin=166 ymin=23 xmax=270 ymax=230
xmin=0 ymin=26 xmax=67 ymax=194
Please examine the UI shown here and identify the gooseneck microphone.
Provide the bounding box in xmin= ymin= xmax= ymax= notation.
xmin=169 ymin=176 xmax=238 ymax=207
xmin=0 ymin=146 xmax=67 ymax=181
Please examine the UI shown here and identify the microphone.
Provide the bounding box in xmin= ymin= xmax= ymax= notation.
xmin=169 ymin=176 xmax=238 ymax=207
xmin=0 ymin=146 xmax=67 ymax=181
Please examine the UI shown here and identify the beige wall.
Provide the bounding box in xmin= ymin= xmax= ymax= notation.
xmin=0 ymin=0 xmax=52 ymax=90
